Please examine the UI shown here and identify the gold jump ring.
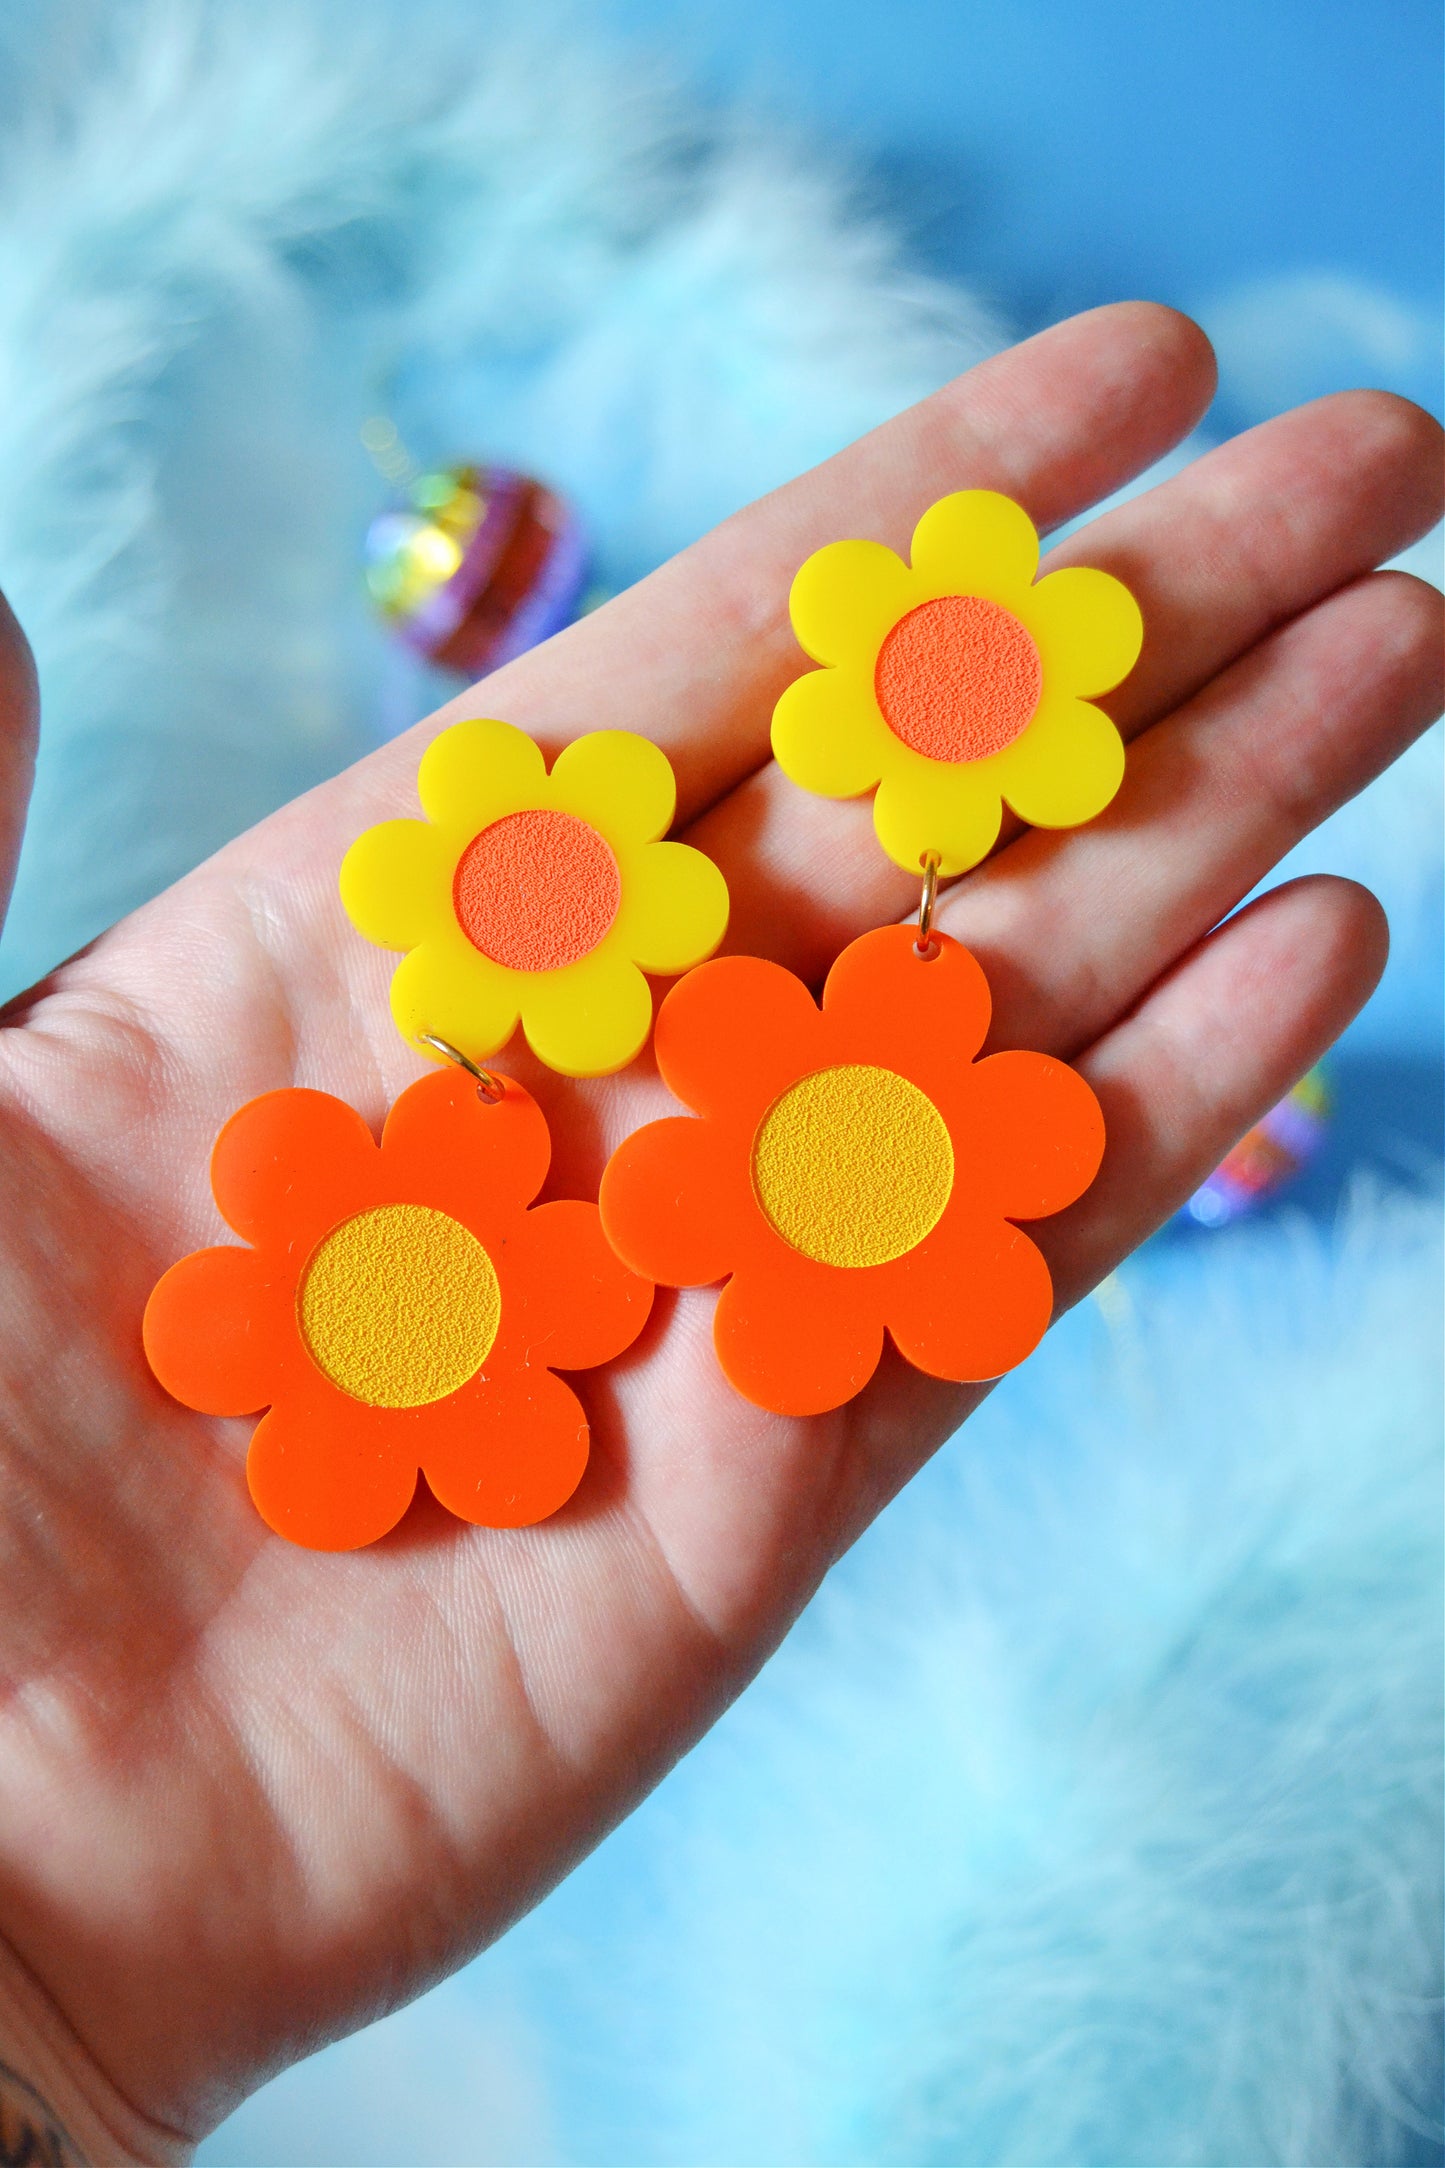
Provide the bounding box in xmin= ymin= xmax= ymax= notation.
xmin=915 ymin=851 xmax=942 ymax=959
xmin=416 ymin=1033 xmax=506 ymax=1104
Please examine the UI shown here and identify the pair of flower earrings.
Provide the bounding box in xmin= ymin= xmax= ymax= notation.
xmin=144 ymin=490 xmax=1141 ymax=1550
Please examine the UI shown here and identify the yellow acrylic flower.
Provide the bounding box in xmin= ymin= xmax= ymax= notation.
xmin=341 ymin=720 xmax=730 ymax=1077
xmin=771 ymin=490 xmax=1144 ymax=875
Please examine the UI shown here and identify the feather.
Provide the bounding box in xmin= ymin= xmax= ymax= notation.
xmin=205 ymin=1193 xmax=1443 ymax=2167
xmin=0 ymin=0 xmax=998 ymax=996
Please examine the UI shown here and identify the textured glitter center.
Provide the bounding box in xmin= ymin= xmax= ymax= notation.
xmin=299 ymin=1204 xmax=500 ymax=1408
xmin=875 ymin=594 xmax=1043 ymax=763
xmin=752 ymin=1064 xmax=953 ymax=1268
xmin=453 ymin=808 xmax=621 ymax=972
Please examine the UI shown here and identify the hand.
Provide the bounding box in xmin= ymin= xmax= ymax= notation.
xmin=0 ymin=304 xmax=1438 ymax=2156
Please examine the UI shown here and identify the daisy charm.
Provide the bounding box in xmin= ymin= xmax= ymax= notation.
xmin=341 ymin=719 xmax=730 ymax=1076
xmin=599 ymin=923 xmax=1105 ymax=1417
xmin=144 ymin=1069 xmax=652 ymax=1547
xmin=771 ymin=489 xmax=1143 ymax=874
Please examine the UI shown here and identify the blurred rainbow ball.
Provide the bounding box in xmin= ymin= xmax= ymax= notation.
xmin=364 ymin=453 xmax=590 ymax=676
xmin=1182 ymin=1067 xmax=1331 ymax=1228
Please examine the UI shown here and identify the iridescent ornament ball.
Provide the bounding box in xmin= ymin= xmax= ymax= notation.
xmin=1183 ymin=1067 xmax=1331 ymax=1228
xmin=365 ymin=460 xmax=590 ymax=677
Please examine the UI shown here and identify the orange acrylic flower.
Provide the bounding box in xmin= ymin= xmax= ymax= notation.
xmin=143 ymin=1069 xmax=653 ymax=1549
xmin=599 ymin=925 xmax=1104 ymax=1417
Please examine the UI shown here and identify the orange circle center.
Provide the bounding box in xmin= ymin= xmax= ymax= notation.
xmin=453 ymin=809 xmax=622 ymax=973
xmin=875 ymin=594 xmax=1043 ymax=763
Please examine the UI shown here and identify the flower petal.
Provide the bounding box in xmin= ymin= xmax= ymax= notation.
xmin=653 ymin=953 xmax=821 ymax=1119
xmin=515 ymin=951 xmax=654 ymax=1077
xmin=339 ymin=819 xmax=451 ymax=951
xmin=909 ymin=490 xmax=1040 ymax=601
xmin=600 ymin=1114 xmax=751 ymax=1288
xmin=417 ymin=717 xmax=547 ymax=829
xmin=789 ymin=538 xmax=915 ymax=665
xmin=421 ymin=1365 xmax=591 ymax=1528
xmin=954 ymin=1050 xmax=1105 ymax=1219
xmin=144 ymin=1245 xmax=292 ymax=1414
xmin=246 ymin=1392 xmax=419 ymax=1550
xmin=501 ymin=1198 xmax=653 ymax=1369
xmin=389 ymin=938 xmax=522 ymax=1067
xmin=713 ymin=1254 xmax=884 ymax=1417
xmin=613 ymin=840 xmax=729 ymax=973
xmin=771 ymin=664 xmax=889 ymax=799
xmin=820 ymin=924 xmax=993 ymax=1076
xmin=210 ymin=1089 xmax=378 ymax=1249
xmin=380 ymin=1067 xmax=552 ymax=1221
xmin=550 ymin=730 xmax=675 ymax=845
xmin=887 ymin=1222 xmax=1054 ymax=1382
xmin=1024 ymin=564 xmax=1143 ymax=696
xmin=995 ymin=694 xmax=1125 ymax=828
xmin=872 ymin=755 xmax=1003 ymax=876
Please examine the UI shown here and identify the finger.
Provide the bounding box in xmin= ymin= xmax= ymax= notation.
xmin=946 ymin=568 xmax=1444 ymax=1058
xmin=688 ymin=392 xmax=1445 ymax=975
xmin=0 ymin=588 xmax=38 ymax=935
xmin=338 ymin=303 xmax=1215 ymax=830
xmin=839 ymin=872 xmax=1386 ymax=1538
xmin=1050 ymin=872 xmax=1388 ymax=1298
xmin=24 ymin=305 xmax=1211 ymax=1094
xmin=1059 ymin=387 xmax=1445 ymax=735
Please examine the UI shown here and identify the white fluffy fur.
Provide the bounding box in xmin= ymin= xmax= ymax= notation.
xmin=206 ymin=1196 xmax=1444 ymax=2166
xmin=0 ymin=0 xmax=998 ymax=996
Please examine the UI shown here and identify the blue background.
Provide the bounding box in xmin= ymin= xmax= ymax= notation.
xmin=602 ymin=0 xmax=1443 ymax=430
xmin=597 ymin=0 xmax=1445 ymax=1209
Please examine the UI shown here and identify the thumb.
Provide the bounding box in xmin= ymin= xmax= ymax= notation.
xmin=0 ymin=587 xmax=37 ymax=938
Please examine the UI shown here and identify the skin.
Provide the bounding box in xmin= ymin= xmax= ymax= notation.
xmin=0 ymin=302 xmax=1438 ymax=2154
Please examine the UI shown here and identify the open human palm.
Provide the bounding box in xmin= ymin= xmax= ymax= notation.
xmin=0 ymin=305 xmax=1439 ymax=2158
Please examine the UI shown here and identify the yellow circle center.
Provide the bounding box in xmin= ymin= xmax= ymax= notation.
xmin=298 ymin=1203 xmax=501 ymax=1409
xmin=751 ymin=1064 xmax=954 ymax=1268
